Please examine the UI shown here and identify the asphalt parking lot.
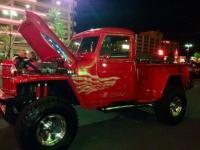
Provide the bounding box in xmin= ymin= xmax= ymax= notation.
xmin=0 ymin=79 xmax=200 ymax=150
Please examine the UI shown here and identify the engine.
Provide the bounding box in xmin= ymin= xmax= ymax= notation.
xmin=12 ymin=58 xmax=69 ymax=75
xmin=36 ymin=61 xmax=68 ymax=75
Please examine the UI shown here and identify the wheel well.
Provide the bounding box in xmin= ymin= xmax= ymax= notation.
xmin=47 ymin=81 xmax=79 ymax=105
xmin=16 ymin=81 xmax=79 ymax=105
xmin=166 ymin=75 xmax=184 ymax=91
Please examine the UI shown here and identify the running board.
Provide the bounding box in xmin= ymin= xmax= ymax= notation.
xmin=100 ymin=103 xmax=153 ymax=112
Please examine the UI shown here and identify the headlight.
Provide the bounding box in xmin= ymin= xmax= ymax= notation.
xmin=67 ymin=69 xmax=75 ymax=76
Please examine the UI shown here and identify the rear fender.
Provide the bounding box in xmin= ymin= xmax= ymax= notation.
xmin=152 ymin=75 xmax=184 ymax=100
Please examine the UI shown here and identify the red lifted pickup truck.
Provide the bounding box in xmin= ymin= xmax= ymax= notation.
xmin=0 ymin=11 xmax=191 ymax=150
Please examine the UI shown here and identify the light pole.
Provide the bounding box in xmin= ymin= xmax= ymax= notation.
xmin=184 ymin=43 xmax=193 ymax=62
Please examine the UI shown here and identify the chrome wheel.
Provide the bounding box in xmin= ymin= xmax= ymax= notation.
xmin=36 ymin=114 xmax=67 ymax=147
xmin=169 ymin=97 xmax=183 ymax=117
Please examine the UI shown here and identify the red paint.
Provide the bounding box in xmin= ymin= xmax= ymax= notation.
xmin=43 ymin=83 xmax=48 ymax=97
xmin=19 ymin=11 xmax=76 ymax=69
xmin=36 ymin=83 xmax=41 ymax=99
xmin=0 ymin=12 xmax=191 ymax=109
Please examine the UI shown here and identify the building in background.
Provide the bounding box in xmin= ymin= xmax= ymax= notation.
xmin=135 ymin=30 xmax=180 ymax=61
xmin=160 ymin=40 xmax=179 ymax=56
xmin=135 ymin=31 xmax=163 ymax=60
xmin=0 ymin=0 xmax=77 ymax=58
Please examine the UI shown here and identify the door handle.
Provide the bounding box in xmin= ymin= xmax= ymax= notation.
xmin=124 ymin=60 xmax=133 ymax=63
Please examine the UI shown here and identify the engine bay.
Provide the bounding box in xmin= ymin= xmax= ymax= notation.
xmin=14 ymin=58 xmax=68 ymax=75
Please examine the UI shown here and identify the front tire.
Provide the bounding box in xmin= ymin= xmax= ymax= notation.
xmin=15 ymin=97 xmax=78 ymax=150
xmin=0 ymin=103 xmax=17 ymax=125
xmin=154 ymin=86 xmax=187 ymax=125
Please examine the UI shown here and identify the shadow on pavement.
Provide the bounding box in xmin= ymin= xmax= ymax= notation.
xmin=0 ymin=108 xmax=200 ymax=150
xmin=71 ymin=109 xmax=200 ymax=150
xmin=0 ymin=123 xmax=20 ymax=150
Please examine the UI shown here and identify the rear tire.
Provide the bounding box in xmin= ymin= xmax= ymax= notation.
xmin=154 ymin=86 xmax=187 ymax=125
xmin=15 ymin=97 xmax=78 ymax=150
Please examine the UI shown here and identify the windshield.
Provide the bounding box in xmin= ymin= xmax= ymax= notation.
xmin=69 ymin=36 xmax=99 ymax=54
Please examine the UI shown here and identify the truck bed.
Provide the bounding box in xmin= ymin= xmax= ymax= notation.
xmin=136 ymin=63 xmax=190 ymax=102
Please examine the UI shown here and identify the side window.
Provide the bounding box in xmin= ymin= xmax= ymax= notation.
xmin=100 ymin=36 xmax=130 ymax=58
xmin=68 ymin=39 xmax=81 ymax=53
xmin=79 ymin=37 xmax=99 ymax=53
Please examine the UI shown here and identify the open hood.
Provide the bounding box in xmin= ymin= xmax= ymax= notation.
xmin=19 ymin=11 xmax=76 ymax=67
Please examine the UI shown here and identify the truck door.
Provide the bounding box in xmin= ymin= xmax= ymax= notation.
xmin=97 ymin=35 xmax=136 ymax=102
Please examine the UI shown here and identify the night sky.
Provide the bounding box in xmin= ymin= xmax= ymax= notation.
xmin=75 ymin=0 xmax=200 ymax=52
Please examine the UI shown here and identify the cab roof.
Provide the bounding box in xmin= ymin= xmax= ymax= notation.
xmin=72 ymin=28 xmax=134 ymax=39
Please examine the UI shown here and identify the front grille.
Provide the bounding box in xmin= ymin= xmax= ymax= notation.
xmin=0 ymin=64 xmax=2 ymax=89
xmin=1 ymin=61 xmax=14 ymax=93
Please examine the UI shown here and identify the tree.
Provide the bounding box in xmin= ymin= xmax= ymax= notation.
xmin=194 ymin=52 xmax=200 ymax=59
xmin=0 ymin=25 xmax=14 ymax=59
xmin=48 ymin=8 xmax=68 ymax=44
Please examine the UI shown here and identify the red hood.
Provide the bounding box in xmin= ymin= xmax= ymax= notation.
xmin=19 ymin=11 xmax=76 ymax=67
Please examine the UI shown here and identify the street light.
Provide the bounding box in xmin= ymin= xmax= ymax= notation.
xmin=56 ymin=1 xmax=61 ymax=5
xmin=185 ymin=43 xmax=193 ymax=50
xmin=25 ymin=4 xmax=31 ymax=9
xmin=184 ymin=43 xmax=193 ymax=62
xmin=158 ymin=49 xmax=164 ymax=56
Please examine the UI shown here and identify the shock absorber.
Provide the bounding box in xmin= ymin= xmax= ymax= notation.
xmin=43 ymin=83 xmax=48 ymax=97
xmin=36 ymin=83 xmax=41 ymax=100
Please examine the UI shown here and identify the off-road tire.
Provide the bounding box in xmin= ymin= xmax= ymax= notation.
xmin=15 ymin=97 xmax=78 ymax=150
xmin=0 ymin=103 xmax=17 ymax=125
xmin=154 ymin=86 xmax=187 ymax=125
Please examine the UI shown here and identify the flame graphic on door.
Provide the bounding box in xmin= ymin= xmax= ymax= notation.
xmin=72 ymin=74 xmax=120 ymax=94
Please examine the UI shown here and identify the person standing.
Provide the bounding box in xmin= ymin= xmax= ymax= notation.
xmin=12 ymin=49 xmax=27 ymax=70
xmin=27 ymin=51 xmax=38 ymax=71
